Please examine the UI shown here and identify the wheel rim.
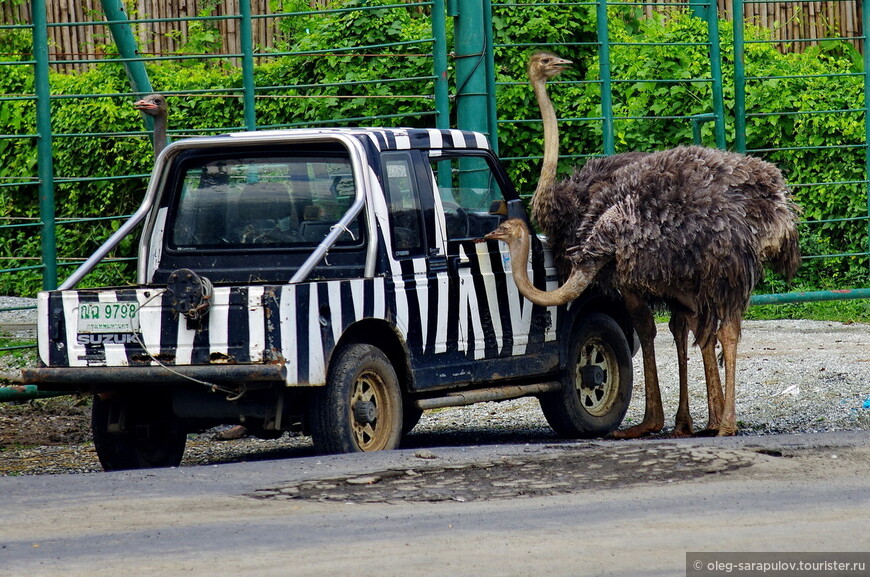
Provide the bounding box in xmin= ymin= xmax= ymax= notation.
xmin=350 ymin=369 xmax=395 ymax=451
xmin=574 ymin=337 xmax=620 ymax=417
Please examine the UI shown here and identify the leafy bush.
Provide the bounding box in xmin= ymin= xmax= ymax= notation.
xmin=1 ymin=1 xmax=868 ymax=296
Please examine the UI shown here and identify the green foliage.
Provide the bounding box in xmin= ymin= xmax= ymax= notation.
xmin=1 ymin=1 xmax=869 ymax=309
xmin=166 ymin=0 xmax=225 ymax=58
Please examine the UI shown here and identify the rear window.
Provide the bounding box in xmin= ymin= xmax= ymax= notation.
xmin=168 ymin=151 xmax=363 ymax=251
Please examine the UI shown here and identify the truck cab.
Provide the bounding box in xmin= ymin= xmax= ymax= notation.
xmin=24 ymin=128 xmax=634 ymax=470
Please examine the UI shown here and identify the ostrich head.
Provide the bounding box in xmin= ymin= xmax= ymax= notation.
xmin=133 ymin=94 xmax=168 ymax=118
xmin=484 ymin=218 xmax=528 ymax=245
xmin=527 ymin=51 xmax=572 ymax=84
xmin=484 ymin=218 xmax=596 ymax=307
xmin=133 ymin=93 xmax=169 ymax=158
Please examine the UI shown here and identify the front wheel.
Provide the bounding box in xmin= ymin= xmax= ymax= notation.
xmin=92 ymin=392 xmax=187 ymax=471
xmin=310 ymin=344 xmax=404 ymax=454
xmin=539 ymin=313 xmax=632 ymax=438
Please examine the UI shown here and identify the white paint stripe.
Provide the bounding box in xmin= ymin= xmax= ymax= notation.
xmin=208 ymin=288 xmax=231 ymax=357
xmin=96 ymin=293 xmax=128 ymax=366
xmin=373 ymin=277 xmax=386 ymax=320
xmin=328 ymin=281 xmax=343 ymax=346
xmin=63 ymin=293 xmax=84 ymax=367
xmin=434 ymin=271 xmax=449 ymax=354
xmin=175 ymin=312 xmax=195 ymax=365
xmin=248 ymin=286 xmax=265 ymax=363
xmin=427 ymin=128 xmax=443 ymax=150
xmin=36 ymin=293 xmax=49 ymax=365
xmin=350 ymin=279 xmax=364 ymax=321
xmin=406 ymin=259 xmax=428 ymax=352
xmin=395 ymin=132 xmax=411 ymax=150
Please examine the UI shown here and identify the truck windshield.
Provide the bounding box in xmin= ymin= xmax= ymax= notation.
xmin=169 ymin=153 xmax=362 ymax=250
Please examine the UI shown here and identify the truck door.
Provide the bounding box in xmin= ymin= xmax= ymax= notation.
xmin=426 ymin=151 xmax=552 ymax=363
xmin=380 ymin=151 xmax=452 ymax=361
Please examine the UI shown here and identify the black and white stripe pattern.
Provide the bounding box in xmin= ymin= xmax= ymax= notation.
xmin=37 ymin=128 xmax=561 ymax=386
xmin=38 ymin=249 xmax=559 ymax=385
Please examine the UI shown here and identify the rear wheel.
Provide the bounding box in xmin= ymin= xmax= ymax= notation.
xmin=310 ymin=344 xmax=403 ymax=454
xmin=539 ymin=313 xmax=632 ymax=437
xmin=92 ymin=392 xmax=187 ymax=471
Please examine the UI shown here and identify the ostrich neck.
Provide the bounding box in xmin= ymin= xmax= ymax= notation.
xmin=505 ymin=229 xmax=595 ymax=307
xmin=152 ymin=117 xmax=167 ymax=158
xmin=531 ymin=78 xmax=559 ymax=230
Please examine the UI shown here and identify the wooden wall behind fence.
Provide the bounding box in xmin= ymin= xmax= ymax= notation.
xmin=1 ymin=1 xmax=864 ymax=73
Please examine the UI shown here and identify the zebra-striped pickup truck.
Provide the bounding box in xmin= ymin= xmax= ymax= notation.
xmin=24 ymin=128 xmax=635 ymax=470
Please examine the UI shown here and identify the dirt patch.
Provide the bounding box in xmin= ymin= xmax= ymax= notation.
xmin=0 ymin=396 xmax=92 ymax=449
xmin=248 ymin=443 xmax=755 ymax=503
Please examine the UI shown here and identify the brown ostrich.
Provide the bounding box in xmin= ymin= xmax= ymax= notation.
xmin=525 ymin=52 xmax=672 ymax=437
xmin=133 ymin=93 xmax=169 ymax=158
xmin=486 ymin=146 xmax=800 ymax=437
xmin=524 ymin=51 xmax=799 ymax=437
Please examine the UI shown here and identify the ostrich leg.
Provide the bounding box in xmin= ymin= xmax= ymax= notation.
xmin=669 ymin=311 xmax=693 ymax=437
xmin=716 ymin=317 xmax=741 ymax=436
xmin=610 ymin=290 xmax=664 ymax=438
xmin=671 ymin=311 xmax=726 ymax=437
xmin=698 ymin=338 xmax=725 ymax=434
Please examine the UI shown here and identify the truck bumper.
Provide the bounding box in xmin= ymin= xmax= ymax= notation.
xmin=21 ymin=364 xmax=287 ymax=391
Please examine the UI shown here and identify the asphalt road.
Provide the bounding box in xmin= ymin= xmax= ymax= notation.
xmin=2 ymin=431 xmax=868 ymax=577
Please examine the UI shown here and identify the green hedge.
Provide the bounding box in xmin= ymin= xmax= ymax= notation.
xmin=0 ymin=2 xmax=867 ymax=295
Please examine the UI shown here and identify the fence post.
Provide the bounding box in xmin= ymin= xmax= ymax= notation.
xmin=99 ymin=0 xmax=154 ymax=95
xmin=99 ymin=0 xmax=158 ymax=144
xmin=864 ymin=0 xmax=870 ymax=267
xmin=240 ymin=0 xmax=256 ymax=131
xmin=705 ymin=0 xmax=726 ymax=149
xmin=596 ymin=0 xmax=615 ymax=155
xmin=432 ymin=0 xmax=450 ymax=130
xmin=732 ymin=0 xmax=746 ymax=153
xmin=32 ymin=0 xmax=57 ymax=291
xmin=453 ymin=0 xmax=491 ymax=139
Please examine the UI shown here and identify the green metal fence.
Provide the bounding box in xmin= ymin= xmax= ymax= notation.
xmin=2 ymin=0 xmax=870 ymax=358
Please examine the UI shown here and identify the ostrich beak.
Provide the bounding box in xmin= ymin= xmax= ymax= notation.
xmin=133 ymin=99 xmax=157 ymax=111
xmin=553 ymin=57 xmax=572 ymax=72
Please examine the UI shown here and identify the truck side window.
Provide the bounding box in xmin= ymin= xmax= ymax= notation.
xmin=429 ymin=154 xmax=506 ymax=240
xmin=382 ymin=154 xmax=424 ymax=257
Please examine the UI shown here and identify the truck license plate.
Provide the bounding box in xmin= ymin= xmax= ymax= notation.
xmin=77 ymin=302 xmax=140 ymax=333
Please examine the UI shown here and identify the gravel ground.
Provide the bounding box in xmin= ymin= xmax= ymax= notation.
xmin=2 ymin=296 xmax=869 ymax=475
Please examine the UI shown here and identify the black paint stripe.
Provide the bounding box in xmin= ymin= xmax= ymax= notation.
xmin=159 ymin=290 xmax=179 ymax=362
xmin=317 ymin=282 xmax=335 ymax=363
xmin=340 ymin=281 xmax=355 ymax=332
xmin=47 ymin=291 xmax=68 ymax=367
xmin=228 ymin=287 xmax=250 ymax=363
xmin=295 ymin=283 xmax=310 ymax=384
xmin=363 ymin=278 xmax=374 ymax=320
xmin=399 ymin=259 xmax=423 ymax=353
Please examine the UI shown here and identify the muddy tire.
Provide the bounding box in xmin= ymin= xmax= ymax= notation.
xmin=539 ymin=313 xmax=632 ymax=438
xmin=311 ymin=344 xmax=403 ymax=454
xmin=92 ymin=392 xmax=187 ymax=471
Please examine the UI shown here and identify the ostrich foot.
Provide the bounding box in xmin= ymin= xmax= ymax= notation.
xmin=670 ymin=420 xmax=694 ymax=438
xmin=608 ymin=419 xmax=664 ymax=439
xmin=716 ymin=419 xmax=738 ymax=436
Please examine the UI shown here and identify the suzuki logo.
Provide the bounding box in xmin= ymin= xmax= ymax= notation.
xmin=77 ymin=333 xmax=139 ymax=345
